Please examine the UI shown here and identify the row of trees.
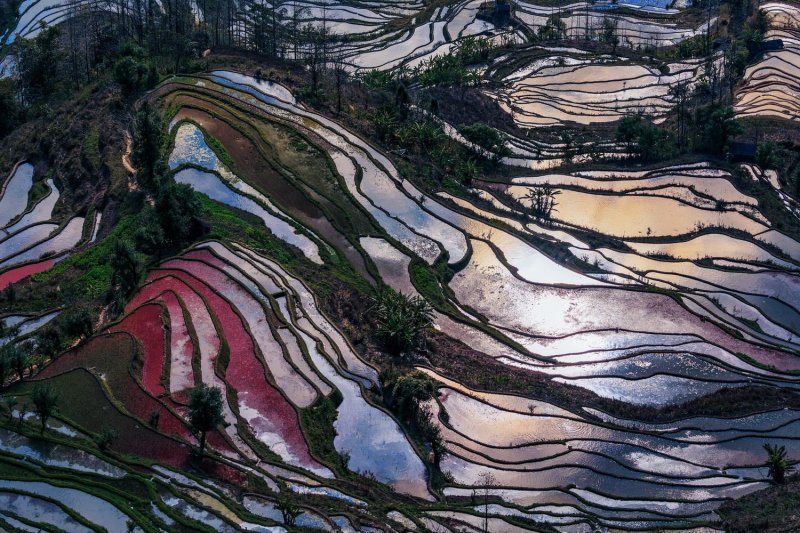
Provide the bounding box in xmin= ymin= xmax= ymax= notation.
xmin=616 ymin=100 xmax=743 ymax=162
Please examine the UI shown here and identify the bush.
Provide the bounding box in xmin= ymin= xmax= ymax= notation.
xmin=371 ymin=288 xmax=433 ymax=356
xmin=59 ymin=308 xmax=94 ymax=341
xmin=756 ymin=142 xmax=781 ymax=170
xmin=459 ymin=123 xmax=510 ymax=158
xmin=538 ymin=14 xmax=567 ymax=41
xmin=95 ymin=427 xmax=120 ymax=450
xmin=391 ymin=371 xmax=437 ymax=422
xmin=701 ymin=104 xmax=742 ymax=155
xmin=113 ymin=42 xmax=159 ymax=95
xmin=616 ymin=114 xmax=675 ymax=162
xmin=154 ymin=182 xmax=207 ymax=253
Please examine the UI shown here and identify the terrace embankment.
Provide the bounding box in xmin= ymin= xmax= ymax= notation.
xmin=718 ymin=474 xmax=800 ymax=531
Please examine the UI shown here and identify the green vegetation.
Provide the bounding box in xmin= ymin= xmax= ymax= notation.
xmin=0 ymin=344 xmax=29 ymax=386
xmin=599 ymin=17 xmax=619 ymax=51
xmin=187 ymin=384 xmax=225 ymax=452
xmin=113 ymin=42 xmax=160 ymax=95
xmin=416 ymin=36 xmax=501 ymax=88
xmin=387 ymin=371 xmax=444 ymax=466
xmin=299 ymin=392 xmax=347 ymax=474
xmin=276 ymin=489 xmax=302 ymax=526
xmin=537 ymin=14 xmax=567 ymax=41
xmin=390 ymin=371 xmax=437 ymax=423
xmin=0 ymin=0 xmax=799 ymax=526
xmin=95 ymin=427 xmax=120 ymax=450
xmin=702 ymin=104 xmax=743 ymax=155
xmin=132 ymin=102 xmax=167 ymax=191
xmin=764 ymin=443 xmax=797 ymax=485
xmin=458 ymin=123 xmax=510 ymax=159
xmin=616 ymin=114 xmax=676 ymax=162
xmin=59 ymin=307 xmax=94 ymax=341
xmin=370 ymin=288 xmax=433 ymax=356
xmin=523 ymin=184 xmax=561 ymax=223
xmin=31 ymin=383 xmax=59 ymax=434
xmin=718 ymin=475 xmax=800 ymax=531
xmin=110 ymin=239 xmax=143 ymax=314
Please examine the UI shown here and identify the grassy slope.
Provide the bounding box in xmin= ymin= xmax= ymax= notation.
xmin=718 ymin=476 xmax=800 ymax=532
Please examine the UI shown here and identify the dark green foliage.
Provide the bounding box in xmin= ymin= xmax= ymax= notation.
xmin=31 ymin=383 xmax=58 ymax=434
xmin=455 ymin=158 xmax=480 ymax=185
xmin=455 ymin=36 xmax=498 ymax=64
xmin=701 ymin=104 xmax=742 ymax=155
xmin=718 ymin=475 xmax=800 ymax=531
xmin=276 ymin=490 xmax=302 ymax=526
xmin=599 ymin=18 xmax=619 ymax=51
xmin=616 ymin=114 xmax=676 ymax=162
xmin=187 ymin=384 xmax=224 ymax=451
xmin=0 ymin=0 xmax=22 ymax=31
xmin=389 ymin=371 xmax=444 ymax=466
xmin=362 ymin=69 xmax=395 ymax=90
xmin=0 ymin=79 xmax=20 ymax=137
xmin=3 ymin=396 xmax=18 ymax=420
xmin=34 ymin=329 xmax=63 ymax=359
xmin=113 ymin=42 xmax=160 ymax=95
xmin=114 ymin=56 xmax=158 ymax=93
xmin=416 ymin=37 xmax=496 ymax=87
xmin=59 ymin=308 xmax=94 ymax=341
xmin=7 ymin=343 xmax=30 ymax=381
xmin=2 ymin=285 xmax=15 ymax=304
xmin=395 ymin=120 xmax=445 ymax=155
xmin=538 ymin=14 xmax=567 ymax=41
xmin=109 ymin=239 xmax=142 ymax=311
xmin=95 ymin=427 xmax=120 ymax=450
xmin=0 ymin=344 xmax=22 ymax=387
xmin=756 ymin=142 xmax=780 ymax=170
xmin=0 ymin=350 xmax=9 ymax=388
xmin=417 ymin=53 xmax=478 ymax=88
xmin=391 ymin=371 xmax=436 ymax=423
xmin=132 ymin=101 xmax=166 ymax=191
xmin=743 ymin=9 xmax=769 ymax=56
xmin=18 ymin=22 xmax=65 ymax=103
xmin=148 ymin=409 xmax=160 ymax=428
xmin=154 ymin=182 xmax=206 ymax=252
xmin=764 ymin=443 xmax=797 ymax=484
xmin=524 ymin=184 xmax=561 ymax=223
xmin=458 ymin=123 xmax=509 ymax=158
xmin=371 ymin=288 xmax=433 ymax=356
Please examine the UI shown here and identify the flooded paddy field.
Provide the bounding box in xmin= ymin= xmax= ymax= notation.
xmin=734 ymin=2 xmax=800 ymax=122
xmin=126 ymin=72 xmax=800 ymax=527
xmin=2 ymin=0 xmax=800 ymax=528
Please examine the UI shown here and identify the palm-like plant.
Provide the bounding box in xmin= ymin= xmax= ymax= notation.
xmin=524 ymin=184 xmax=561 ymax=223
xmin=764 ymin=443 xmax=797 ymax=484
xmin=371 ymin=289 xmax=433 ymax=356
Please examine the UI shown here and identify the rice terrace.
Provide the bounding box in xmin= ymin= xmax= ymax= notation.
xmin=1 ymin=0 xmax=800 ymax=529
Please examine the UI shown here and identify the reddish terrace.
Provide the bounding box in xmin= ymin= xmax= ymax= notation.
xmin=136 ymin=274 xmax=221 ymax=380
xmin=111 ymin=303 xmax=167 ymax=397
xmin=125 ymin=286 xmax=196 ymax=398
xmin=151 ymin=264 xmax=326 ymax=473
xmin=36 ymin=332 xmax=221 ymax=463
xmin=159 ymin=291 xmax=196 ymax=398
xmin=0 ymin=259 xmax=54 ymax=290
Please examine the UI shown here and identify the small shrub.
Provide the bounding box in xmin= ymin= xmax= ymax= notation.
xmin=371 ymin=288 xmax=433 ymax=356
